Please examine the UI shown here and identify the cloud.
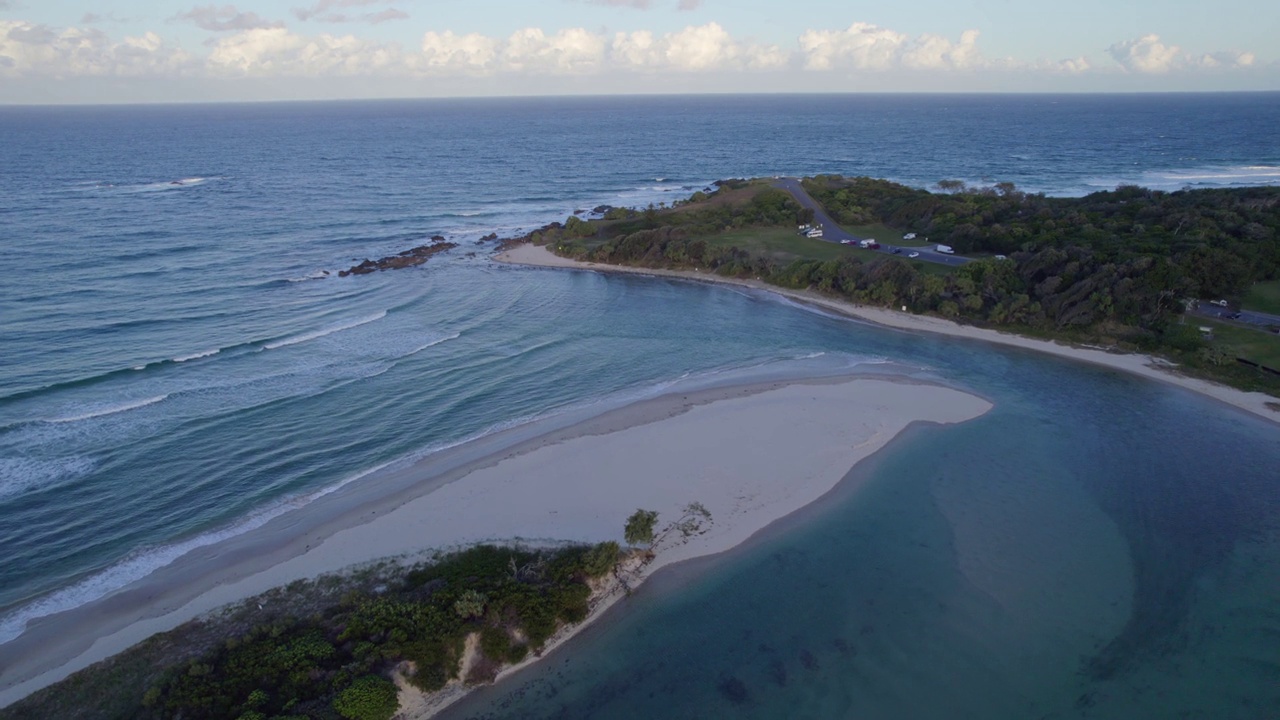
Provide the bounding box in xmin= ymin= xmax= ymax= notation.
xmin=1194 ymin=50 xmax=1255 ymax=69
xmin=587 ymin=0 xmax=653 ymax=8
xmin=1042 ymin=56 xmax=1090 ymax=74
xmin=293 ymin=0 xmax=399 ymax=22
xmin=365 ymin=9 xmax=408 ymax=24
xmin=206 ymin=26 xmax=401 ymax=75
xmin=677 ymin=0 xmax=702 ymax=9
xmin=799 ymin=22 xmax=985 ymax=71
xmin=1107 ymin=34 xmax=1180 ymax=73
xmin=171 ymin=5 xmax=283 ymax=32
xmin=1106 ymin=34 xmax=1256 ymax=74
xmin=81 ymin=12 xmax=129 ymax=24
xmin=612 ymin=22 xmax=784 ymax=71
xmin=0 ymin=19 xmax=193 ymax=77
xmin=799 ymin=22 xmax=906 ymax=70
xmin=419 ymin=31 xmax=497 ymax=70
xmin=502 ymin=27 xmax=606 ymax=73
xmin=0 ymin=17 xmax=1266 ymax=91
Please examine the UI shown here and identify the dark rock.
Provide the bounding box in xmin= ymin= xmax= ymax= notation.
xmin=337 ymin=241 xmax=458 ymax=277
xmin=591 ymin=205 xmax=613 ymax=214
xmin=431 ymin=234 xmax=445 ymax=241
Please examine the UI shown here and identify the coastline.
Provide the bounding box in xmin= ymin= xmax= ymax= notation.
xmin=495 ymin=242 xmax=1280 ymax=424
xmin=0 ymin=374 xmax=991 ymax=714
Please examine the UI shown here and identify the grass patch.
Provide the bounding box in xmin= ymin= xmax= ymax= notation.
xmin=1205 ymin=320 xmax=1280 ymax=369
xmin=1243 ymin=280 xmax=1280 ymax=315
xmin=702 ymin=228 xmax=876 ymax=263
xmin=844 ymin=223 xmax=931 ymax=247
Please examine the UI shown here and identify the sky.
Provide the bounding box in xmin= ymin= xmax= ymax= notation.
xmin=0 ymin=0 xmax=1276 ymax=103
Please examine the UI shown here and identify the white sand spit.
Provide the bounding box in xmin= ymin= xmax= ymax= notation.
xmin=0 ymin=375 xmax=988 ymax=711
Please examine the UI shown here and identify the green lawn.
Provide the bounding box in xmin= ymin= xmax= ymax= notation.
xmin=702 ymin=228 xmax=878 ymax=262
xmin=844 ymin=223 xmax=910 ymax=244
xmin=700 ymin=228 xmax=955 ymax=275
xmin=1204 ymin=320 xmax=1280 ymax=370
xmin=1243 ymin=280 xmax=1280 ymax=315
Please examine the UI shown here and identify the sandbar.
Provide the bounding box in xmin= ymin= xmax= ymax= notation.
xmin=0 ymin=374 xmax=990 ymax=713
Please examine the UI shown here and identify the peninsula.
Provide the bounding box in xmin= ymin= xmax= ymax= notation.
xmin=496 ymin=176 xmax=1280 ymax=418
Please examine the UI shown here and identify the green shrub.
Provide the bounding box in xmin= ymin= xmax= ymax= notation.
xmin=333 ymin=675 xmax=399 ymax=720
xmin=580 ymin=541 xmax=619 ymax=578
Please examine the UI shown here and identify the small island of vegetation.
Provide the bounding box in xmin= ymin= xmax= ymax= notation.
xmin=521 ymin=176 xmax=1280 ymax=398
xmin=2 ymin=542 xmax=626 ymax=720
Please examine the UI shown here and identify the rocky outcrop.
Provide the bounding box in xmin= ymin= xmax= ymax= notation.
xmin=338 ymin=241 xmax=458 ymax=277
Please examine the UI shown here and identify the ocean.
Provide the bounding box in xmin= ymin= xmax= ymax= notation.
xmin=1 ymin=94 xmax=1278 ymax=717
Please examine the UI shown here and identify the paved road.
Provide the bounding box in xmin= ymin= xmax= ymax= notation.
xmin=1188 ymin=303 xmax=1280 ymax=331
xmin=772 ymin=177 xmax=972 ymax=268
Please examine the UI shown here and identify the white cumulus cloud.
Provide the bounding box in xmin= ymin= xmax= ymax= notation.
xmin=1194 ymin=50 xmax=1255 ymax=69
xmin=798 ymin=22 xmax=984 ymax=72
xmin=1107 ymin=34 xmax=1181 ymax=73
xmin=418 ymin=30 xmax=497 ymax=71
xmin=501 ymin=27 xmax=606 ymax=73
xmin=0 ymin=19 xmax=192 ymax=77
xmin=612 ymin=22 xmax=784 ymax=71
xmin=206 ymin=27 xmax=402 ymax=76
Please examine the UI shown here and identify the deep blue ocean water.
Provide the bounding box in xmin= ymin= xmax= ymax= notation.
xmin=1 ymin=94 xmax=1279 ymax=716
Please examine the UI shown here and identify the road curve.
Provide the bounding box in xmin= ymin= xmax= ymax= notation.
xmin=772 ymin=177 xmax=971 ymax=268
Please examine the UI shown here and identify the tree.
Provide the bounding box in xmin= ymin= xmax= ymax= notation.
xmin=333 ymin=675 xmax=399 ymax=720
xmin=624 ymin=509 xmax=659 ymax=546
xmin=452 ymin=589 xmax=487 ymax=619
xmin=580 ymin=541 xmax=620 ymax=578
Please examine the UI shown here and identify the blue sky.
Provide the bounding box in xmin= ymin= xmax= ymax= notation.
xmin=1 ymin=0 xmax=1276 ymax=103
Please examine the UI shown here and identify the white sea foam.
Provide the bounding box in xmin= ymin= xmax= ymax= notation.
xmin=402 ymin=332 xmax=462 ymax=358
xmin=263 ymin=311 xmax=388 ymax=350
xmin=0 ymin=456 xmax=96 ymax=500
xmin=0 ymin=498 xmax=299 ymax=644
xmin=173 ymin=349 xmax=220 ymax=363
xmin=1081 ymin=165 xmax=1280 ymax=194
xmin=46 ymin=395 xmax=168 ymax=424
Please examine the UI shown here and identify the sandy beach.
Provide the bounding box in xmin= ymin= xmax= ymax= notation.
xmin=0 ymin=373 xmax=990 ymax=712
xmin=495 ymin=242 xmax=1280 ymax=424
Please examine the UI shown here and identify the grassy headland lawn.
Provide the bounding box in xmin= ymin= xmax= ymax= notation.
xmin=525 ymin=177 xmax=1280 ymax=400
xmin=1244 ymin=280 xmax=1280 ymax=315
xmin=1203 ymin=320 xmax=1280 ymax=370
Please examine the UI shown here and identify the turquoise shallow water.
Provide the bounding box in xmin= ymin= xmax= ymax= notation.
xmin=1 ymin=95 xmax=1278 ymax=713
xmin=447 ymin=333 xmax=1280 ymax=719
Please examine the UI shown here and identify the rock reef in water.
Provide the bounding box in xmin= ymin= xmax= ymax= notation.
xmin=338 ymin=240 xmax=458 ymax=277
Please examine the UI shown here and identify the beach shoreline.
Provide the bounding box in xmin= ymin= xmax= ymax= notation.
xmin=494 ymin=242 xmax=1280 ymax=424
xmin=0 ymin=373 xmax=991 ymax=714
